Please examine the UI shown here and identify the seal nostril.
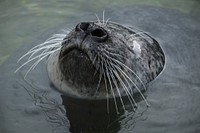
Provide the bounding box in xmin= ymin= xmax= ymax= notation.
xmin=76 ymin=22 xmax=90 ymax=31
xmin=91 ymin=28 xmax=107 ymax=38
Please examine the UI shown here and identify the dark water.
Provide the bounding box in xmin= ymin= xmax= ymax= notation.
xmin=1 ymin=5 xmax=200 ymax=133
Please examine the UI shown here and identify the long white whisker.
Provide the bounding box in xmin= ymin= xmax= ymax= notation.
xmin=93 ymin=54 xmax=101 ymax=76
xmin=103 ymin=57 xmax=119 ymax=114
xmin=95 ymin=68 xmax=103 ymax=96
xmin=106 ymin=58 xmax=137 ymax=108
xmin=28 ymin=34 xmax=64 ymax=51
xmin=28 ymin=44 xmax=60 ymax=60
xmin=18 ymin=37 xmax=63 ymax=63
xmin=106 ymin=56 xmax=133 ymax=95
xmin=105 ymin=54 xmax=147 ymax=91
xmin=102 ymin=53 xmax=149 ymax=107
xmin=103 ymin=10 xmax=105 ymax=25
xmin=105 ymin=59 xmax=126 ymax=113
xmin=25 ymin=48 xmax=61 ymax=77
xmin=110 ymin=63 xmax=137 ymax=109
xmin=92 ymin=54 xmax=98 ymax=65
xmin=132 ymin=32 xmax=149 ymax=37
xmin=100 ymin=55 xmax=109 ymax=114
xmin=33 ymin=48 xmax=52 ymax=63
xmin=15 ymin=49 xmax=59 ymax=73
xmin=94 ymin=55 xmax=103 ymax=96
xmin=103 ymin=49 xmax=128 ymax=60
xmin=61 ymin=29 xmax=71 ymax=34
xmin=18 ymin=43 xmax=61 ymax=63
xmin=105 ymin=18 xmax=111 ymax=25
xmin=108 ymin=25 xmax=121 ymax=30
xmin=107 ymin=20 xmax=154 ymax=44
xmin=108 ymin=20 xmax=146 ymax=33
xmin=112 ymin=62 xmax=149 ymax=107
xmin=95 ymin=13 xmax=101 ymax=24
xmin=24 ymin=54 xmax=49 ymax=78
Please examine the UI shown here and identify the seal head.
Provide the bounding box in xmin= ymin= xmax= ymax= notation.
xmin=47 ymin=21 xmax=165 ymax=99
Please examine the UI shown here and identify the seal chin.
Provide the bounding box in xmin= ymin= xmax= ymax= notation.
xmin=47 ymin=48 xmax=104 ymax=98
xmin=59 ymin=48 xmax=99 ymax=90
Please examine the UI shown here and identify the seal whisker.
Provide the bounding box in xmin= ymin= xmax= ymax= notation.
xmin=132 ymin=32 xmax=149 ymax=37
xmin=105 ymin=55 xmax=147 ymax=91
xmin=33 ymin=48 xmax=50 ymax=61
xmin=110 ymin=63 xmax=138 ymax=109
xmin=103 ymin=49 xmax=128 ymax=60
xmin=106 ymin=58 xmax=137 ymax=110
xmin=16 ymin=53 xmax=49 ymax=73
xmin=99 ymin=55 xmax=109 ymax=114
xmin=111 ymin=62 xmax=149 ymax=107
xmin=28 ymin=45 xmax=56 ymax=60
xmin=26 ymin=43 xmax=61 ymax=61
xmin=33 ymin=36 xmax=62 ymax=50
xmin=94 ymin=55 xmax=103 ymax=96
xmin=110 ymin=63 xmax=133 ymax=96
xmin=15 ymin=48 xmax=60 ymax=73
xmin=23 ymin=33 xmax=64 ymax=57
xmin=30 ymin=33 xmax=65 ymax=49
xmin=43 ymin=38 xmax=64 ymax=45
xmin=30 ymin=34 xmax=64 ymax=50
xmin=18 ymin=37 xmax=63 ymax=63
xmin=67 ymin=27 xmax=74 ymax=31
xmin=131 ymin=32 xmax=153 ymax=43
xmin=103 ymin=56 xmax=119 ymax=114
xmin=133 ymin=36 xmax=152 ymax=40
xmin=94 ymin=67 xmax=103 ymax=97
xmin=102 ymin=53 xmax=149 ymax=107
xmin=61 ymin=29 xmax=70 ymax=34
xmin=34 ymin=47 xmax=54 ymax=62
xmin=95 ymin=13 xmax=101 ymax=25
xmin=102 ymin=10 xmax=105 ymax=25
xmin=92 ymin=54 xmax=98 ymax=65
xmin=108 ymin=20 xmax=146 ymax=33
xmin=25 ymin=48 xmax=61 ymax=77
xmin=107 ymin=21 xmax=153 ymax=43
xmin=92 ymin=52 xmax=103 ymax=76
xmin=105 ymin=18 xmax=111 ymax=25
xmin=105 ymin=59 xmax=126 ymax=113
xmin=24 ymin=54 xmax=49 ymax=78
xmin=108 ymin=25 xmax=121 ymax=30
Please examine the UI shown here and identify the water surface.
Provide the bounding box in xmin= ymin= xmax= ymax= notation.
xmin=1 ymin=1 xmax=200 ymax=133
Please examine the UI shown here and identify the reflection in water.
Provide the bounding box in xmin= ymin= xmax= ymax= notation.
xmin=61 ymin=92 xmax=148 ymax=133
xmin=21 ymin=75 xmax=148 ymax=133
xmin=20 ymin=77 xmax=70 ymax=133
xmin=61 ymin=95 xmax=120 ymax=133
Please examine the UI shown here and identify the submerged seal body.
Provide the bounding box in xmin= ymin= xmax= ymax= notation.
xmin=46 ymin=21 xmax=165 ymax=100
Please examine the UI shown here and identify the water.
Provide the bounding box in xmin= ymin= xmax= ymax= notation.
xmin=1 ymin=0 xmax=200 ymax=64
xmin=1 ymin=1 xmax=200 ymax=133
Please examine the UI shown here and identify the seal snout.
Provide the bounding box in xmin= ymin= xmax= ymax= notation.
xmin=75 ymin=22 xmax=108 ymax=42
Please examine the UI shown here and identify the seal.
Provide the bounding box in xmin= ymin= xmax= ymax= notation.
xmin=16 ymin=20 xmax=165 ymax=111
xmin=46 ymin=21 xmax=165 ymax=105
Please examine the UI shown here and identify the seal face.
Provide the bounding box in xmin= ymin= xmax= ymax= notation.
xmin=47 ymin=21 xmax=165 ymax=100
